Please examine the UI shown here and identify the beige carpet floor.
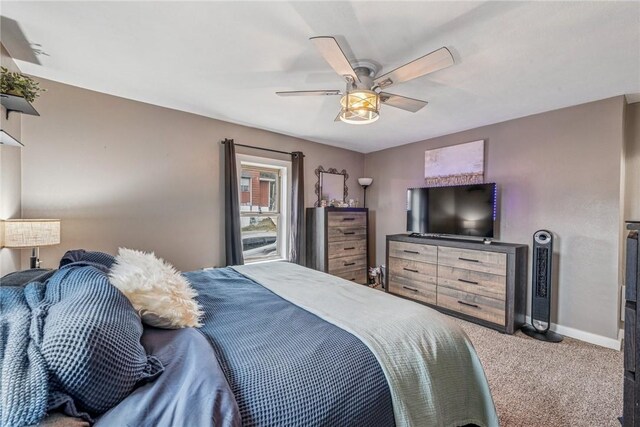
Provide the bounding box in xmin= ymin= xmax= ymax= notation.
xmin=454 ymin=318 xmax=623 ymax=427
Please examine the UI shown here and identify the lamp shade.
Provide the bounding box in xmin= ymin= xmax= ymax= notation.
xmin=358 ymin=177 xmax=373 ymax=186
xmin=1 ymin=219 xmax=61 ymax=248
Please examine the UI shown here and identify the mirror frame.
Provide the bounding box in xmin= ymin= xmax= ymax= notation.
xmin=314 ymin=166 xmax=349 ymax=207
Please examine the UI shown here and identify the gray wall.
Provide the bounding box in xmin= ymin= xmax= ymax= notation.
xmin=13 ymin=74 xmax=632 ymax=342
xmin=20 ymin=78 xmax=364 ymax=272
xmin=364 ymin=96 xmax=626 ymax=341
xmin=0 ymin=43 xmax=22 ymax=276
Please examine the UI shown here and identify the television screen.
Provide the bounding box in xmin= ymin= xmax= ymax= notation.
xmin=406 ymin=183 xmax=496 ymax=237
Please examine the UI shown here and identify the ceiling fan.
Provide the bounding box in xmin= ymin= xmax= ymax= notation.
xmin=276 ymin=36 xmax=455 ymax=125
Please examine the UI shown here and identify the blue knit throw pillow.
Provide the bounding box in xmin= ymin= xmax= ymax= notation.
xmin=59 ymin=249 xmax=116 ymax=272
xmin=41 ymin=265 xmax=163 ymax=417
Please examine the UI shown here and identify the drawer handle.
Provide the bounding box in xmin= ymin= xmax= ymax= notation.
xmin=344 ymin=247 xmax=355 ymax=250
xmin=458 ymin=257 xmax=480 ymax=263
xmin=403 ymin=267 xmax=419 ymax=273
xmin=458 ymin=300 xmax=480 ymax=309
xmin=343 ymin=231 xmax=356 ymax=235
xmin=404 ymin=250 xmax=419 ymax=254
xmin=458 ymin=278 xmax=479 ymax=285
xmin=402 ymin=285 xmax=418 ymax=292
xmin=344 ymin=262 xmax=356 ymax=266
xmin=342 ymin=217 xmax=356 ymax=221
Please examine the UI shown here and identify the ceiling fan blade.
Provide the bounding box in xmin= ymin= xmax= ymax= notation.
xmin=379 ymin=92 xmax=428 ymax=113
xmin=310 ymin=36 xmax=359 ymax=83
xmin=276 ymin=90 xmax=341 ymax=96
xmin=334 ymin=111 xmax=342 ymax=122
xmin=374 ymin=47 xmax=454 ymax=89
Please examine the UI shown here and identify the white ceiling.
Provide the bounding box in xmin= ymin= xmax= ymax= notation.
xmin=2 ymin=1 xmax=639 ymax=153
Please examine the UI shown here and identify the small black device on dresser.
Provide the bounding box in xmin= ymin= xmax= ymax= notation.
xmin=623 ymin=221 xmax=640 ymax=427
xmin=306 ymin=207 xmax=369 ymax=285
xmin=385 ymin=234 xmax=527 ymax=334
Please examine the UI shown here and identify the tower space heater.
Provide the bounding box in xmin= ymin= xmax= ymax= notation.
xmin=521 ymin=230 xmax=563 ymax=342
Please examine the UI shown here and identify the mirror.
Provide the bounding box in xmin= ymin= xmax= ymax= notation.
xmin=315 ymin=166 xmax=349 ymax=206
xmin=321 ymin=172 xmax=345 ymax=201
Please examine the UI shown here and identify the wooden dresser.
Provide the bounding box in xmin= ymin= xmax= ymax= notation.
xmin=306 ymin=208 xmax=368 ymax=284
xmin=386 ymin=234 xmax=527 ymax=334
xmin=624 ymin=222 xmax=640 ymax=426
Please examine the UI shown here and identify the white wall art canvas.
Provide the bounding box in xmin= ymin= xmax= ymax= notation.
xmin=424 ymin=140 xmax=485 ymax=186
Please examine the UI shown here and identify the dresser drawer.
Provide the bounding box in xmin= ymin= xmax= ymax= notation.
xmin=389 ymin=277 xmax=436 ymax=305
xmin=389 ymin=257 xmax=437 ymax=286
xmin=437 ymin=286 xmax=505 ymax=326
xmin=328 ymin=212 xmax=367 ymax=228
xmin=328 ymin=226 xmax=366 ymax=242
xmin=438 ymin=247 xmax=506 ymax=275
xmin=335 ymin=268 xmax=367 ymax=284
xmin=328 ymin=239 xmax=367 ymax=259
xmin=438 ymin=265 xmax=506 ymax=300
xmin=328 ymin=254 xmax=367 ymax=275
xmin=389 ymin=241 xmax=437 ymax=264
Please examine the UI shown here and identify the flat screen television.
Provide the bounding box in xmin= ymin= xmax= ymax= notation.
xmin=406 ymin=183 xmax=497 ymax=238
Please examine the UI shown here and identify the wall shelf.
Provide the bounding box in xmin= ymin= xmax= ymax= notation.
xmin=0 ymin=93 xmax=39 ymax=119
xmin=0 ymin=129 xmax=23 ymax=147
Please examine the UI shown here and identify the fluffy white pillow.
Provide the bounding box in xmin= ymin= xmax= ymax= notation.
xmin=109 ymin=248 xmax=203 ymax=329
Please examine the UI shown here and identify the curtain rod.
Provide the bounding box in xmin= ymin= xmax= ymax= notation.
xmin=220 ymin=139 xmax=304 ymax=157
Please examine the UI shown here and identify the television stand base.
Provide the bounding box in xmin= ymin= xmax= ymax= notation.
xmin=409 ymin=232 xmax=443 ymax=238
xmin=408 ymin=233 xmax=492 ymax=244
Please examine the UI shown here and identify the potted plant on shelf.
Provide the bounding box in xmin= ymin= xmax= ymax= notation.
xmin=0 ymin=66 xmax=46 ymax=103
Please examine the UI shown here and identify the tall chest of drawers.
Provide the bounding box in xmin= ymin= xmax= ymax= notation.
xmin=386 ymin=234 xmax=527 ymax=334
xmin=623 ymin=222 xmax=640 ymax=426
xmin=306 ymin=208 xmax=368 ymax=285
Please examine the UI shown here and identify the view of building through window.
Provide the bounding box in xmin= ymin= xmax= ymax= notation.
xmin=239 ymin=163 xmax=284 ymax=262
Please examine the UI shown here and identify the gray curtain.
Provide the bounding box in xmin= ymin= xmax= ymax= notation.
xmin=289 ymin=151 xmax=305 ymax=265
xmin=224 ymin=139 xmax=244 ymax=266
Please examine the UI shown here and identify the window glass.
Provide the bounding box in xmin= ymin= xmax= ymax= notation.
xmin=240 ymin=176 xmax=251 ymax=193
xmin=239 ymin=163 xmax=284 ymax=262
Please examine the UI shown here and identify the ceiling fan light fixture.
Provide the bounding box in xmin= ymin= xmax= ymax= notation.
xmin=339 ymin=89 xmax=380 ymax=125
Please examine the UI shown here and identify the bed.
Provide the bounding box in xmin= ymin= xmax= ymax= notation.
xmin=1 ymin=257 xmax=498 ymax=427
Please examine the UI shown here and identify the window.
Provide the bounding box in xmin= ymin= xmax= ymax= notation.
xmin=240 ymin=177 xmax=251 ymax=193
xmin=237 ymin=155 xmax=290 ymax=263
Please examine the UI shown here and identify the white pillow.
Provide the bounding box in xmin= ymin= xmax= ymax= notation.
xmin=108 ymin=248 xmax=203 ymax=329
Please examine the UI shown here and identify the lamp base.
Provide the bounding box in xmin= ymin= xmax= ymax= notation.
xmin=361 ymin=185 xmax=369 ymax=208
xmin=30 ymin=247 xmax=40 ymax=269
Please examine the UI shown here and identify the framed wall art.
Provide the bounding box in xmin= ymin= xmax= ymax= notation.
xmin=424 ymin=140 xmax=485 ymax=186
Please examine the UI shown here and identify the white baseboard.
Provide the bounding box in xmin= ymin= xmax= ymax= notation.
xmin=525 ymin=316 xmax=621 ymax=351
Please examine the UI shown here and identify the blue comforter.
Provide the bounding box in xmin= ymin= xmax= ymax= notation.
xmin=186 ymin=267 xmax=395 ymax=427
xmin=97 ymin=267 xmax=395 ymax=426
xmin=1 ymin=263 xmax=162 ymax=427
xmin=96 ymin=327 xmax=241 ymax=427
xmin=3 ymin=264 xmax=395 ymax=427
xmin=0 ymin=283 xmax=48 ymax=426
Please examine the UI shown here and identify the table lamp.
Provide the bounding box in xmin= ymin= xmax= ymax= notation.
xmin=1 ymin=219 xmax=61 ymax=268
